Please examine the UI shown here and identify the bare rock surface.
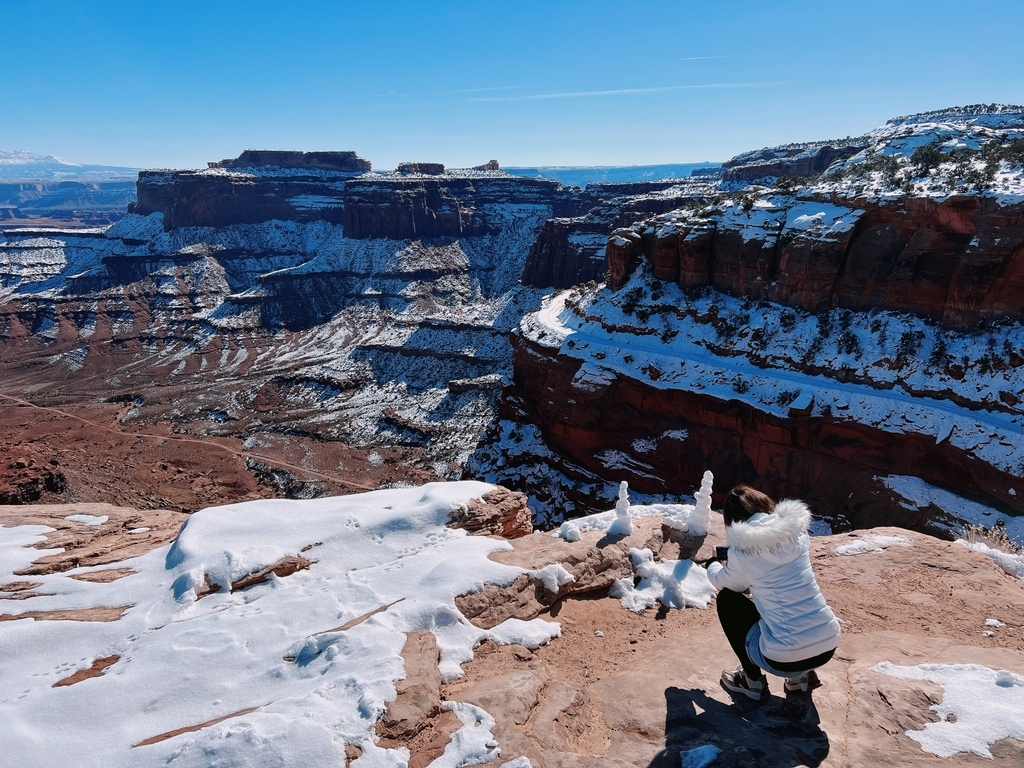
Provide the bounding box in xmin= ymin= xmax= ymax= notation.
xmin=449 ymin=487 xmax=534 ymax=540
xmin=456 ymin=517 xmax=668 ymax=629
xmin=0 ymin=501 xmax=184 ymax=576
xmin=437 ymin=516 xmax=1024 ymax=766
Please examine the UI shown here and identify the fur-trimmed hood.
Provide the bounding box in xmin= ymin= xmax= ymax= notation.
xmin=725 ymin=498 xmax=811 ymax=558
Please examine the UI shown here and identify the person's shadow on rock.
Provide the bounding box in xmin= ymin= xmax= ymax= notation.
xmin=646 ymin=686 xmax=830 ymax=768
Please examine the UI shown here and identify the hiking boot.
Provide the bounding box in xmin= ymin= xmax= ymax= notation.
xmin=720 ymin=667 xmax=769 ymax=701
xmin=783 ymin=669 xmax=821 ymax=694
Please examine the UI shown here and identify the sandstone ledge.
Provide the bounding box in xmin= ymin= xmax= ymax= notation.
xmin=435 ymin=517 xmax=1024 ymax=766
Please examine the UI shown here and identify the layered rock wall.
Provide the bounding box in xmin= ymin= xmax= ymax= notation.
xmin=341 ymin=175 xmax=573 ymax=240
xmin=521 ymin=181 xmax=716 ymax=288
xmin=133 ymin=170 xmax=350 ymax=230
xmin=133 ymin=163 xmax=581 ymax=239
xmin=608 ymin=194 xmax=1024 ymax=328
xmin=721 ymin=141 xmax=866 ymax=182
xmin=508 ymin=334 xmax=1023 ymax=532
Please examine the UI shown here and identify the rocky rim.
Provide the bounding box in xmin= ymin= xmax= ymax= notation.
xmin=2 ymin=496 xmax=1022 ymax=766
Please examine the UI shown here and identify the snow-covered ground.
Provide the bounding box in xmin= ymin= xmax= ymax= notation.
xmin=0 ymin=481 xmax=720 ymax=766
xmin=873 ymin=662 xmax=1024 ymax=759
xmin=812 ymin=105 xmax=1024 ymax=204
xmin=722 ymin=105 xmax=1024 ymax=205
xmin=4 ymin=481 xmax=1022 ymax=764
xmin=0 ymin=483 xmax=558 ymax=766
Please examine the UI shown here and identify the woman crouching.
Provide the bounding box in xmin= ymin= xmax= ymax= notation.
xmin=704 ymin=485 xmax=841 ymax=701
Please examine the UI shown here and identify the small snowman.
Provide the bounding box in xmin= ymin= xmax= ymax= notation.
xmin=608 ymin=480 xmax=633 ymax=535
xmin=691 ymin=470 xmax=714 ymax=536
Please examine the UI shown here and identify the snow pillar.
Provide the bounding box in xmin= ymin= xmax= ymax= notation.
xmin=609 ymin=480 xmax=633 ymax=535
xmin=691 ymin=470 xmax=713 ymax=536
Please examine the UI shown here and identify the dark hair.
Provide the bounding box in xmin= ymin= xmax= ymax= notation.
xmin=723 ymin=485 xmax=776 ymax=526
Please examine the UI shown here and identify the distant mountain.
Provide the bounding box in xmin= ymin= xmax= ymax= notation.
xmin=0 ymin=149 xmax=139 ymax=181
xmin=504 ymin=162 xmax=721 ymax=188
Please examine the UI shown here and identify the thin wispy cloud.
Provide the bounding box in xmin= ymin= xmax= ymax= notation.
xmin=440 ymin=85 xmax=526 ymax=95
xmin=470 ymin=82 xmax=775 ymax=102
xmin=369 ymin=85 xmax=525 ymax=99
xmin=679 ymin=55 xmax=730 ymax=61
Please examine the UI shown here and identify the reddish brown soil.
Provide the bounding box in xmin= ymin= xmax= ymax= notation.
xmin=0 ymin=391 xmax=434 ymax=513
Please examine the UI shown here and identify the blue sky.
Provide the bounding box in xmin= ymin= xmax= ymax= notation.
xmin=4 ymin=0 xmax=1024 ymax=170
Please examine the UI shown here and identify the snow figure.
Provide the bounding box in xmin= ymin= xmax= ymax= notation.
xmin=558 ymin=520 xmax=582 ymax=542
xmin=608 ymin=480 xmax=633 ymax=535
xmin=691 ymin=470 xmax=714 ymax=536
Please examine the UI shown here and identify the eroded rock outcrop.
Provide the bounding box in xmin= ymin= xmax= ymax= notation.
xmin=341 ymin=174 xmax=573 ymax=240
xmin=721 ymin=139 xmax=867 ymax=182
xmin=607 ymin=193 xmax=1024 ymax=329
xmin=521 ymin=179 xmax=716 ymax=288
xmin=505 ymin=331 xmax=1023 ymax=532
xmin=435 ymin=515 xmax=1024 ymax=766
xmin=448 ymin=487 xmax=533 ymax=540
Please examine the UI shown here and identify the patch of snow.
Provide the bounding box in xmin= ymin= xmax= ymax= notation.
xmin=427 ymin=701 xmax=500 ymax=768
xmin=835 ymin=534 xmax=913 ymax=556
xmin=486 ymin=617 xmax=561 ymax=650
xmin=662 ymin=429 xmax=689 ymax=441
xmin=287 ymin=195 xmax=343 ymax=210
xmin=528 ymin=563 xmax=575 ymax=594
xmin=0 ymin=524 xmax=61 ymax=579
xmin=556 ymin=521 xmax=582 ymax=542
xmin=873 ymin=662 xmax=1024 ymax=759
xmin=631 ymin=438 xmax=657 ymax=454
xmin=610 ymin=547 xmax=716 ymax=612
xmin=957 ymin=539 xmax=1024 ymax=580
xmin=881 ymin=475 xmax=1024 ymax=546
xmin=64 ymin=514 xmax=108 ymax=526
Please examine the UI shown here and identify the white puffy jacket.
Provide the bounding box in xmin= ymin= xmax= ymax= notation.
xmin=707 ymin=499 xmax=841 ymax=663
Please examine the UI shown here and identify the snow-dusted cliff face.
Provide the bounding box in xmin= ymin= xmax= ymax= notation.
xmin=470 ymin=259 xmax=1024 ymax=533
xmin=0 ymin=191 xmax=551 ymax=492
xmin=0 ymin=155 xmax=721 ymax=507
xmin=470 ymin=106 xmax=1024 ymax=533
xmin=608 ymin=106 xmax=1024 ymax=329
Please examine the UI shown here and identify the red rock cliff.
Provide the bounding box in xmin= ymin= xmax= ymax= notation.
xmin=608 ymin=193 xmax=1024 ymax=329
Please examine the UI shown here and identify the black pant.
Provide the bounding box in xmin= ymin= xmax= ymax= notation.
xmin=716 ymin=589 xmax=836 ymax=678
xmin=717 ymin=588 xmax=764 ymax=679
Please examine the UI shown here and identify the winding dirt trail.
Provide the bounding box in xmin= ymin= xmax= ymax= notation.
xmin=0 ymin=392 xmax=376 ymax=492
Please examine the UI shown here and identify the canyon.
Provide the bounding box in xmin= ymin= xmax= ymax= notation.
xmin=3 ymin=107 xmax=1024 ymax=543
